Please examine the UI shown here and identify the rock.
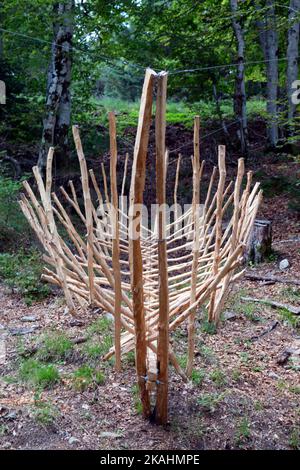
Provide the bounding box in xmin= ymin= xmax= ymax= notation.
xmin=223 ymin=311 xmax=237 ymax=321
xmin=69 ymin=319 xmax=84 ymax=327
xmin=268 ymin=371 xmax=279 ymax=379
xmin=279 ymin=259 xmax=289 ymax=270
xmin=277 ymin=339 xmax=300 ymax=367
xmin=20 ymin=316 xmax=38 ymax=322
xmin=68 ymin=436 xmax=79 ymax=445
xmin=105 ymin=313 xmax=114 ymax=322
xmin=100 ymin=431 xmax=122 ymax=438
xmin=8 ymin=326 xmax=39 ymax=336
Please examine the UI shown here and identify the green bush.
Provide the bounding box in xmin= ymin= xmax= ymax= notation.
xmin=0 ymin=250 xmax=50 ymax=304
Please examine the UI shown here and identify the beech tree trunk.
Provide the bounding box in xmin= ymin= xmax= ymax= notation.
xmin=230 ymin=0 xmax=248 ymax=156
xmin=245 ymin=219 xmax=272 ymax=264
xmin=286 ymin=0 xmax=300 ymax=124
xmin=38 ymin=1 xmax=74 ymax=172
xmin=256 ymin=0 xmax=279 ymax=147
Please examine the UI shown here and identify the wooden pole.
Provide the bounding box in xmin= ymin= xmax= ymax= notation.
xmin=109 ymin=111 xmax=122 ymax=372
xmin=128 ymin=68 xmax=156 ymax=419
xmin=155 ymin=71 xmax=169 ymax=425
xmin=186 ymin=116 xmax=200 ymax=377
xmin=72 ymin=125 xmax=95 ymax=305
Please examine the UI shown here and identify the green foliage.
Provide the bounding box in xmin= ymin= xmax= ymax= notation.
xmin=235 ymin=417 xmax=251 ymax=444
xmin=191 ymin=369 xmax=205 ymax=386
xmin=201 ymin=319 xmax=217 ymax=335
xmin=278 ymin=308 xmax=300 ymax=330
xmin=19 ymin=359 xmax=60 ymax=389
xmin=72 ymin=365 xmax=105 ymax=391
xmin=197 ymin=392 xmax=224 ymax=413
xmin=289 ymin=428 xmax=300 ymax=450
xmin=124 ymin=350 xmax=135 ymax=366
xmin=232 ymin=368 xmax=242 ymax=382
xmin=37 ymin=331 xmax=73 ymax=362
xmin=0 ymin=176 xmax=30 ymax=246
xmin=0 ymin=250 xmax=50 ymax=305
xmin=32 ymin=393 xmax=59 ymax=426
xmin=210 ymin=368 xmax=227 ymax=388
xmin=131 ymin=384 xmax=143 ymax=415
xmin=87 ymin=317 xmax=112 ymax=336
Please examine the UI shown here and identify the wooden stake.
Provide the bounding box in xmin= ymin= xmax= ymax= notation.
xmin=128 ymin=68 xmax=156 ymax=419
xmin=155 ymin=71 xmax=169 ymax=425
xmin=109 ymin=111 xmax=122 ymax=372
xmin=186 ymin=116 xmax=200 ymax=377
xmin=72 ymin=125 xmax=95 ymax=304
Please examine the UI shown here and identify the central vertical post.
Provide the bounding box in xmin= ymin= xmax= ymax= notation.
xmin=155 ymin=71 xmax=169 ymax=425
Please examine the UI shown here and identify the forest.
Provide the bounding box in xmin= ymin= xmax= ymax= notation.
xmin=0 ymin=0 xmax=300 ymax=455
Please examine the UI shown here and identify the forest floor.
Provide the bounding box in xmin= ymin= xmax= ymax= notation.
xmin=0 ymin=124 xmax=300 ymax=450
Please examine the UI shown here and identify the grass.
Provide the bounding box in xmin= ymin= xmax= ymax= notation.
xmin=231 ymin=368 xmax=242 ymax=382
xmin=37 ymin=331 xmax=73 ymax=362
xmin=201 ymin=319 xmax=217 ymax=335
xmin=235 ymin=417 xmax=251 ymax=445
xmin=19 ymin=359 xmax=59 ymax=389
xmin=197 ymin=392 xmax=224 ymax=413
xmin=87 ymin=317 xmax=112 ymax=336
xmin=0 ymin=250 xmax=50 ymax=305
xmin=210 ymin=369 xmax=227 ymax=388
xmin=72 ymin=365 xmax=105 ymax=391
xmin=278 ymin=308 xmax=300 ymax=329
xmin=32 ymin=393 xmax=59 ymax=426
xmin=131 ymin=384 xmax=143 ymax=415
xmin=289 ymin=428 xmax=300 ymax=450
xmin=191 ymin=369 xmax=205 ymax=386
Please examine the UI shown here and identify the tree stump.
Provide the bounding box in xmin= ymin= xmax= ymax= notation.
xmin=245 ymin=219 xmax=272 ymax=264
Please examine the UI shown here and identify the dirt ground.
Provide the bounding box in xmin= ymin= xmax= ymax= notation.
xmin=0 ymin=156 xmax=299 ymax=451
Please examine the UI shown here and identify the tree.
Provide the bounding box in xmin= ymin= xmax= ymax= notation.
xmin=286 ymin=0 xmax=300 ymax=126
xmin=256 ymin=0 xmax=279 ymax=147
xmin=230 ymin=0 xmax=248 ymax=156
xmin=38 ymin=1 xmax=74 ymax=172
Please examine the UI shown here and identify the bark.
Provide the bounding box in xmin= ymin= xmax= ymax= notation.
xmin=256 ymin=0 xmax=279 ymax=147
xmin=286 ymin=0 xmax=300 ymax=124
xmin=230 ymin=0 xmax=248 ymax=156
xmin=38 ymin=1 xmax=74 ymax=172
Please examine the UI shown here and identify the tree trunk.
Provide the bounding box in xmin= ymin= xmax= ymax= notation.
xmin=286 ymin=0 xmax=300 ymax=124
xmin=256 ymin=0 xmax=279 ymax=147
xmin=38 ymin=1 xmax=74 ymax=173
xmin=230 ymin=0 xmax=248 ymax=156
xmin=245 ymin=219 xmax=272 ymax=264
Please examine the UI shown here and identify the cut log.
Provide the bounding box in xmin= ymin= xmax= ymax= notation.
xmin=245 ymin=219 xmax=272 ymax=264
xmin=245 ymin=273 xmax=300 ymax=286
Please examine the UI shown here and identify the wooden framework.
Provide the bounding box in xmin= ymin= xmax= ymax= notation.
xmin=20 ymin=69 xmax=262 ymax=424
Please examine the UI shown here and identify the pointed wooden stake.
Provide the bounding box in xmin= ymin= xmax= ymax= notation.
xmin=155 ymin=71 xmax=169 ymax=425
xmin=109 ymin=111 xmax=122 ymax=372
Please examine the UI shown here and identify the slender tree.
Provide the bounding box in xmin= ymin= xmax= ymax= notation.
xmin=286 ymin=0 xmax=300 ymax=125
xmin=230 ymin=0 xmax=248 ymax=156
xmin=256 ymin=0 xmax=279 ymax=147
xmin=38 ymin=1 xmax=74 ymax=172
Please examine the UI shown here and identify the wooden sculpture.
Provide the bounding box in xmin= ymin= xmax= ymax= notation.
xmin=20 ymin=69 xmax=262 ymax=424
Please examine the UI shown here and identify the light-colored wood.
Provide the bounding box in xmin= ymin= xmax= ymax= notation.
xmin=20 ymin=68 xmax=262 ymax=426
xmin=109 ymin=111 xmax=122 ymax=372
xmin=72 ymin=125 xmax=95 ymax=304
xmin=128 ymin=67 xmax=156 ymax=419
xmin=186 ymin=115 xmax=200 ymax=377
xmin=155 ymin=71 xmax=169 ymax=425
